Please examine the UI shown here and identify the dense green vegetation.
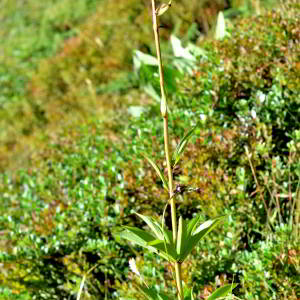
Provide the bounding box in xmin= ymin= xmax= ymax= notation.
xmin=0 ymin=0 xmax=105 ymax=171
xmin=0 ymin=0 xmax=299 ymax=299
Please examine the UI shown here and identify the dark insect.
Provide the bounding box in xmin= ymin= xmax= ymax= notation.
xmin=173 ymin=184 xmax=202 ymax=196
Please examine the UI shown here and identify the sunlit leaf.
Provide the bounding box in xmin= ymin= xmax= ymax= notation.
xmin=147 ymin=239 xmax=178 ymax=262
xmin=121 ymin=226 xmax=156 ymax=247
xmin=207 ymin=284 xmax=238 ymax=300
xmin=215 ymin=11 xmax=226 ymax=40
xmin=183 ymin=286 xmax=195 ymax=300
xmin=128 ymin=106 xmax=147 ymax=118
xmin=139 ymin=285 xmax=170 ymax=300
xmin=186 ymin=215 xmax=202 ymax=237
xmin=121 ymin=226 xmax=177 ymax=262
xmin=171 ymin=35 xmax=196 ymax=61
xmin=176 ymin=216 xmax=188 ymax=256
xmin=192 ymin=216 xmax=225 ymax=235
xmin=136 ymin=213 xmax=165 ymax=240
xmin=133 ymin=50 xmax=158 ymax=72
xmin=172 ymin=124 xmax=198 ymax=168
xmin=177 ymin=216 xmax=226 ymax=262
xmin=144 ymin=155 xmax=169 ymax=191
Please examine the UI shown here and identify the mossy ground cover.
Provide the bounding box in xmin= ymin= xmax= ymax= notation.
xmin=0 ymin=0 xmax=299 ymax=299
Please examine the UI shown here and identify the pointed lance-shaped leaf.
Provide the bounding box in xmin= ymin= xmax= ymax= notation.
xmin=147 ymin=239 xmax=178 ymax=262
xmin=121 ymin=227 xmax=176 ymax=262
xmin=120 ymin=226 xmax=156 ymax=247
xmin=177 ymin=216 xmax=226 ymax=262
xmin=192 ymin=216 xmax=225 ymax=235
xmin=144 ymin=155 xmax=169 ymax=191
xmin=183 ymin=287 xmax=195 ymax=300
xmin=161 ymin=226 xmax=173 ymax=245
xmin=176 ymin=216 xmax=183 ymax=255
xmin=186 ymin=215 xmax=202 ymax=237
xmin=207 ymin=284 xmax=238 ymax=300
xmin=176 ymin=216 xmax=188 ymax=257
xmin=172 ymin=123 xmax=198 ymax=168
xmin=136 ymin=213 xmax=172 ymax=243
xmin=215 ymin=11 xmax=226 ymax=40
xmin=139 ymin=285 xmax=170 ymax=300
xmin=191 ymin=288 xmax=195 ymax=300
xmin=133 ymin=50 xmax=158 ymax=70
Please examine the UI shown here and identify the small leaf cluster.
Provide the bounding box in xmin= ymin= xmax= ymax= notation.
xmin=122 ymin=213 xmax=225 ymax=264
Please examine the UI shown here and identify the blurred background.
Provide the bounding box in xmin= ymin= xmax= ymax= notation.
xmin=0 ymin=0 xmax=277 ymax=171
xmin=2 ymin=1 xmax=300 ymax=300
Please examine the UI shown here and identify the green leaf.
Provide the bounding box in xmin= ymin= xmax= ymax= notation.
xmin=161 ymin=227 xmax=173 ymax=245
xmin=121 ymin=226 xmax=177 ymax=262
xmin=176 ymin=216 xmax=188 ymax=256
xmin=139 ymin=286 xmax=169 ymax=300
xmin=147 ymin=239 xmax=178 ymax=263
xmin=183 ymin=287 xmax=194 ymax=300
xmin=192 ymin=216 xmax=225 ymax=235
xmin=172 ymin=124 xmax=198 ymax=168
xmin=133 ymin=50 xmax=158 ymax=72
xmin=156 ymin=1 xmax=172 ymax=17
xmin=128 ymin=106 xmax=147 ymax=118
xmin=171 ymin=35 xmax=196 ymax=61
xmin=120 ymin=226 xmax=156 ymax=247
xmin=77 ymin=265 xmax=98 ymax=300
xmin=136 ymin=213 xmax=164 ymax=240
xmin=177 ymin=216 xmax=226 ymax=262
xmin=144 ymin=155 xmax=169 ymax=191
xmin=207 ymin=284 xmax=238 ymax=300
xmin=215 ymin=11 xmax=226 ymax=40
xmin=186 ymin=215 xmax=202 ymax=237
xmin=144 ymin=84 xmax=160 ymax=102
xmin=134 ymin=213 xmax=173 ymax=244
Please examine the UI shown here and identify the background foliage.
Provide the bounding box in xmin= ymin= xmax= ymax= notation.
xmin=0 ymin=0 xmax=299 ymax=299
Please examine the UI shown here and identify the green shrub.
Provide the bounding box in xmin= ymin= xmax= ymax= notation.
xmin=173 ymin=1 xmax=300 ymax=298
xmin=1 ymin=0 xmax=299 ymax=299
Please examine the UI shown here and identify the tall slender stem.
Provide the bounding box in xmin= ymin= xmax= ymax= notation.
xmin=295 ymin=193 xmax=300 ymax=238
xmin=150 ymin=1 xmax=183 ymax=299
xmin=151 ymin=0 xmax=176 ymax=244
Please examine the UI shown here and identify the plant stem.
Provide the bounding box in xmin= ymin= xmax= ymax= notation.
xmin=245 ymin=146 xmax=272 ymax=230
xmin=150 ymin=1 xmax=183 ymax=299
xmin=150 ymin=0 xmax=176 ymax=244
xmin=175 ymin=262 xmax=184 ymax=299
xmin=163 ymin=116 xmax=176 ymax=237
xmin=295 ymin=192 xmax=300 ymax=239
